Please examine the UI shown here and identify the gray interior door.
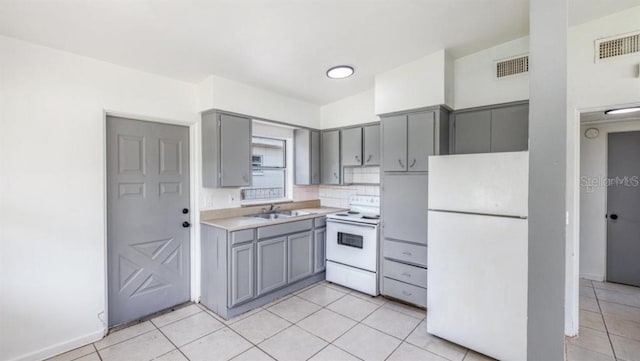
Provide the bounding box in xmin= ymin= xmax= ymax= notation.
xmin=107 ymin=116 xmax=190 ymax=327
xmin=453 ymin=110 xmax=491 ymax=154
xmin=382 ymin=115 xmax=408 ymax=172
xmin=607 ymin=131 xmax=640 ymax=287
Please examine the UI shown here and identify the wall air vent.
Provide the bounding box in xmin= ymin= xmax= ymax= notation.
xmin=496 ymin=55 xmax=529 ymax=78
xmin=597 ymin=32 xmax=640 ymax=60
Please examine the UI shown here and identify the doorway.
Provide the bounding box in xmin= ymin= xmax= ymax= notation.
xmin=106 ymin=115 xmax=191 ymax=327
xmin=606 ymin=131 xmax=640 ymax=287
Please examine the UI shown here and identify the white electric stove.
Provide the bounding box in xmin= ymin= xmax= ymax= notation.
xmin=326 ymin=195 xmax=381 ymax=295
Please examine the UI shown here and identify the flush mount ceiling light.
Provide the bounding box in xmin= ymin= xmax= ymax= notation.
xmin=326 ymin=65 xmax=354 ymax=79
xmin=605 ymin=106 xmax=640 ymax=115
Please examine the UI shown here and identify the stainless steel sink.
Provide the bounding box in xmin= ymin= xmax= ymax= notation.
xmin=245 ymin=209 xmax=314 ymax=220
xmin=278 ymin=210 xmax=313 ymax=216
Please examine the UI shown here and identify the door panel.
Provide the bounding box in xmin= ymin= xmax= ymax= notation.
xmin=311 ymin=131 xmax=321 ymax=184
xmin=491 ymin=105 xmax=529 ymax=152
xmin=288 ymin=231 xmax=314 ymax=282
xmin=294 ymin=129 xmax=311 ymax=185
xmin=257 ymin=237 xmax=287 ymax=295
xmin=408 ymin=111 xmax=435 ymax=171
xmin=107 ymin=116 xmax=190 ymax=326
xmin=230 ymin=243 xmax=255 ymax=306
xmin=220 ymin=114 xmax=251 ymax=187
xmin=321 ymin=130 xmax=340 ymax=184
xmin=382 ymin=115 xmax=407 ymax=172
xmin=341 ymin=127 xmax=363 ymax=166
xmin=453 ymin=110 xmax=491 ymax=154
xmin=363 ymin=125 xmax=380 ymax=166
xmin=607 ymin=131 xmax=640 ymax=287
xmin=382 ymin=173 xmax=428 ymax=245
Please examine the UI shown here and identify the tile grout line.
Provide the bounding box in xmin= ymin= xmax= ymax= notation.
xmin=592 ymin=281 xmax=619 ymax=361
xmin=150 ymin=313 xmax=194 ymax=361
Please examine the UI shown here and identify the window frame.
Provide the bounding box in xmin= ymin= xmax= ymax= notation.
xmin=241 ymin=136 xmax=288 ymax=203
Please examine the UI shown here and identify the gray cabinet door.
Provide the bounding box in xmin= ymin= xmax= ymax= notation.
xmin=287 ymin=231 xmax=314 ymax=282
xmin=407 ymin=111 xmax=435 ymax=172
xmin=313 ymin=228 xmax=326 ymax=273
xmin=220 ymin=114 xmax=252 ymax=187
xmin=311 ymin=131 xmax=321 ymax=184
xmin=294 ymin=129 xmax=311 ymax=185
xmin=341 ymin=127 xmax=363 ymax=166
xmin=321 ymin=130 xmax=341 ymax=184
xmin=382 ymin=173 xmax=428 ymax=245
xmin=363 ymin=124 xmax=380 ymax=166
xmin=453 ymin=110 xmax=491 ymax=154
xmin=230 ymin=243 xmax=255 ymax=307
xmin=490 ymin=105 xmax=529 ymax=152
xmin=257 ymin=237 xmax=287 ymax=296
xmin=382 ymin=115 xmax=408 ymax=172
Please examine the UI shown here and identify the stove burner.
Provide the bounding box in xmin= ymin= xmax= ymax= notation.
xmin=335 ymin=213 xmax=349 ymax=216
xmin=362 ymin=215 xmax=380 ymax=220
xmin=347 ymin=211 xmax=360 ymax=215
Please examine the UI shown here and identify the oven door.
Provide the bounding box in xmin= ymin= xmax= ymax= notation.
xmin=326 ymin=219 xmax=378 ymax=272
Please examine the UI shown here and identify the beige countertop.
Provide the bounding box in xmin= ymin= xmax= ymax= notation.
xmin=200 ymin=207 xmax=346 ymax=231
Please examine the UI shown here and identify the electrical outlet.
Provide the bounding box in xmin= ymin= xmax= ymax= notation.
xmin=229 ymin=194 xmax=236 ymax=203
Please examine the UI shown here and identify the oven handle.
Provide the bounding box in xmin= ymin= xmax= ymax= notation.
xmin=326 ymin=218 xmax=378 ymax=229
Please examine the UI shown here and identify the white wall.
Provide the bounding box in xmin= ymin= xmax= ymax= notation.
xmin=454 ymin=37 xmax=530 ymax=109
xmin=0 ymin=36 xmax=199 ymax=361
xmin=580 ymin=119 xmax=640 ymax=281
xmin=198 ymin=75 xmax=321 ymax=128
xmin=320 ymin=89 xmax=378 ymax=129
xmin=374 ymin=50 xmax=453 ymax=114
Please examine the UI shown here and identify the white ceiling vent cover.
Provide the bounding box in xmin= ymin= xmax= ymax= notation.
xmin=496 ymin=55 xmax=529 ymax=78
xmin=597 ymin=31 xmax=640 ymax=60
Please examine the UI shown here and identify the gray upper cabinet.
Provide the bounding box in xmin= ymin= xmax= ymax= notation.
xmin=341 ymin=127 xmax=363 ymax=167
xmin=407 ymin=112 xmax=435 ymax=172
xmin=382 ymin=115 xmax=408 ymax=172
xmin=452 ymin=102 xmax=529 ymax=154
xmin=256 ymin=237 xmax=287 ymax=296
xmin=230 ymin=243 xmax=255 ymax=307
xmin=363 ymin=124 xmax=380 ymax=166
xmin=294 ymin=129 xmax=321 ymax=185
xmin=313 ymin=227 xmax=326 ymax=274
xmin=453 ymin=110 xmax=491 ymax=154
xmin=382 ymin=109 xmax=445 ymax=172
xmin=202 ymin=111 xmax=252 ymax=188
xmin=382 ymin=173 xmax=429 ymax=245
xmin=490 ymin=104 xmax=529 ymax=152
xmin=321 ymin=130 xmax=341 ymax=184
xmin=287 ymin=231 xmax=314 ymax=283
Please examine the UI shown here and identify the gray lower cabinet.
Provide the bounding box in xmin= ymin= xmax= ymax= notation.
xmin=363 ymin=124 xmax=380 ymax=166
xmin=341 ymin=127 xmax=363 ymax=167
xmin=294 ymin=129 xmax=321 ymax=185
xmin=322 ymin=130 xmax=341 ymax=184
xmin=313 ymin=227 xmax=326 ymax=273
xmin=257 ymin=237 xmax=287 ymax=296
xmin=201 ymin=217 xmax=327 ymax=320
xmin=288 ymin=231 xmax=314 ymax=283
xmin=451 ymin=102 xmax=529 ymax=154
xmin=230 ymin=243 xmax=255 ymax=307
xmin=202 ymin=111 xmax=253 ymax=188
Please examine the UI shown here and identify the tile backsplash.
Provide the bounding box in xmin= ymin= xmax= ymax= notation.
xmin=319 ymin=184 xmax=380 ymax=208
xmin=342 ymin=166 xmax=380 ymax=184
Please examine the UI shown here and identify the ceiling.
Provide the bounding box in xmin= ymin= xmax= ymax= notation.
xmin=1 ymin=0 xmax=639 ymax=105
xmin=581 ymin=108 xmax=640 ymax=123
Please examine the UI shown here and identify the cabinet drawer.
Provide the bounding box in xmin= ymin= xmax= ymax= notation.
xmin=314 ymin=217 xmax=326 ymax=228
xmin=258 ymin=219 xmax=313 ymax=239
xmin=383 ymin=277 xmax=427 ymax=308
xmin=383 ymin=259 xmax=428 ymax=288
xmin=384 ymin=239 xmax=427 ymax=267
xmin=230 ymin=229 xmax=254 ymax=245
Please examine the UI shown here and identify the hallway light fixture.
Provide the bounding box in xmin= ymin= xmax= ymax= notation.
xmin=326 ymin=65 xmax=354 ymax=79
xmin=605 ymin=106 xmax=640 ymax=115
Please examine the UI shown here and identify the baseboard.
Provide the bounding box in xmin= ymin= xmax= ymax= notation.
xmin=580 ymin=273 xmax=604 ymax=282
xmin=8 ymin=328 xmax=106 ymax=361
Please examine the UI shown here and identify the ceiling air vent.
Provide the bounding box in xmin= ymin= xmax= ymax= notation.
xmin=597 ymin=32 xmax=640 ymax=60
xmin=496 ymin=55 xmax=529 ymax=78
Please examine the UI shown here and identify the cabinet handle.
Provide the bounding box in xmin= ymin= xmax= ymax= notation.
xmin=355 ymin=155 xmax=361 ymax=163
xmin=401 ymin=272 xmax=411 ymax=278
xmin=402 ymin=251 xmax=412 ymax=256
xmin=402 ymin=290 xmax=412 ymax=296
xmin=333 ymin=172 xmax=338 ymax=179
xmin=366 ymin=154 xmax=373 ymax=163
xmin=242 ymin=174 xmax=249 ymax=182
xmin=398 ymin=159 xmax=405 ymax=168
xmin=409 ymin=159 xmax=416 ymax=168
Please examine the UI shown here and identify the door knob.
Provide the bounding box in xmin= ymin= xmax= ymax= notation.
xmin=182 ymin=208 xmax=189 ymax=214
xmin=182 ymin=221 xmax=191 ymax=228
xmin=609 ymin=214 xmax=618 ymax=220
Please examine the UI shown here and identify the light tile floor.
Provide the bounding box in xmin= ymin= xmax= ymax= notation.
xmin=566 ymin=279 xmax=640 ymax=361
xmin=48 ymin=281 xmax=495 ymax=361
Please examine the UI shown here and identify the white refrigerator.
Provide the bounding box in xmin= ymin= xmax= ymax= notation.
xmin=427 ymin=152 xmax=528 ymax=361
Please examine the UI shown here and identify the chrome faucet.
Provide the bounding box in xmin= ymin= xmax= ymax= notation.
xmin=261 ymin=203 xmax=280 ymax=214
